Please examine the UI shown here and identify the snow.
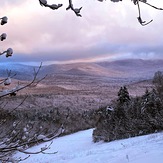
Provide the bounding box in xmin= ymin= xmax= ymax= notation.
xmin=14 ymin=129 xmax=163 ymax=163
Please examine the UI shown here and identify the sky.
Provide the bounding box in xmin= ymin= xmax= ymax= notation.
xmin=0 ymin=0 xmax=163 ymax=64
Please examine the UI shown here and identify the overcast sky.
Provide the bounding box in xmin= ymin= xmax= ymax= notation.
xmin=0 ymin=0 xmax=163 ymax=64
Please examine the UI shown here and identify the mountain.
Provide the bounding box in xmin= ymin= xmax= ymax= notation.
xmin=1 ymin=59 xmax=163 ymax=80
xmin=42 ymin=59 xmax=163 ymax=79
xmin=41 ymin=62 xmax=121 ymax=77
xmin=98 ymin=59 xmax=163 ymax=72
xmin=0 ymin=63 xmax=34 ymax=80
xmin=97 ymin=59 xmax=163 ymax=78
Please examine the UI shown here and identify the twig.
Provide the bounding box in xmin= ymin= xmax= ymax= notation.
xmin=137 ymin=0 xmax=153 ymax=26
xmin=0 ymin=73 xmax=16 ymax=85
xmin=66 ymin=0 xmax=82 ymax=17
xmin=0 ymin=63 xmax=46 ymax=98
xmin=9 ymin=95 xmax=28 ymax=113
xmin=17 ymin=141 xmax=56 ymax=155
xmin=140 ymin=0 xmax=163 ymax=10
xmin=39 ymin=0 xmax=63 ymax=10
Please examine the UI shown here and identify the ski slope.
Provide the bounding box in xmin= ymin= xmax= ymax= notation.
xmin=14 ymin=129 xmax=163 ymax=163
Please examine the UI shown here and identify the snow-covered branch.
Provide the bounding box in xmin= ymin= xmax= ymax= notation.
xmin=0 ymin=16 xmax=8 ymax=25
xmin=0 ymin=63 xmax=47 ymax=98
xmin=38 ymin=0 xmax=163 ymax=25
xmin=0 ymin=122 xmax=64 ymax=162
xmin=0 ymin=33 xmax=7 ymax=41
xmin=0 ymin=48 xmax=13 ymax=58
xmin=66 ymin=0 xmax=82 ymax=17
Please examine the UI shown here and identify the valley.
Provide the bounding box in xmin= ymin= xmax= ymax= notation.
xmin=0 ymin=59 xmax=158 ymax=111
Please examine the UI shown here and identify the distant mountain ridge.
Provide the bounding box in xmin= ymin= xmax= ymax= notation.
xmin=97 ymin=59 xmax=163 ymax=70
xmin=41 ymin=59 xmax=163 ymax=79
xmin=0 ymin=63 xmax=34 ymax=80
xmin=0 ymin=59 xmax=163 ymax=80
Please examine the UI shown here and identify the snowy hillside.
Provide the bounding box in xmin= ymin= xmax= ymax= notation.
xmin=14 ymin=129 xmax=163 ymax=163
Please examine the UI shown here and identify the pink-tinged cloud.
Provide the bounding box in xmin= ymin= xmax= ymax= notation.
xmin=0 ymin=0 xmax=163 ymax=63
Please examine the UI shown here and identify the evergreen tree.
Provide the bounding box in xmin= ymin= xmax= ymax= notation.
xmin=153 ymin=71 xmax=163 ymax=98
xmin=117 ymin=86 xmax=130 ymax=104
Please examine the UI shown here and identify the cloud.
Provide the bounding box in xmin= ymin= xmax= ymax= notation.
xmin=1 ymin=0 xmax=163 ymax=63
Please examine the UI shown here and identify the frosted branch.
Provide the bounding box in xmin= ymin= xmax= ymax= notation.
xmin=66 ymin=0 xmax=82 ymax=17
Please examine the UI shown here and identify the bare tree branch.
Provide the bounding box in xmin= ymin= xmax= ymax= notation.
xmin=0 ymin=71 xmax=16 ymax=85
xmin=0 ymin=63 xmax=46 ymax=98
xmin=66 ymin=0 xmax=82 ymax=17
xmin=136 ymin=0 xmax=153 ymax=26
xmin=38 ymin=0 xmax=162 ymax=25
xmin=0 ymin=124 xmax=64 ymax=154
xmin=39 ymin=0 xmax=63 ymax=10
xmin=140 ymin=0 xmax=163 ymax=10
xmin=137 ymin=1 xmax=153 ymax=26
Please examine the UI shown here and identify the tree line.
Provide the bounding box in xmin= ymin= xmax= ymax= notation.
xmin=93 ymin=71 xmax=163 ymax=142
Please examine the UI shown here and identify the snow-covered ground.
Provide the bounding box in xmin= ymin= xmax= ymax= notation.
xmin=14 ymin=129 xmax=163 ymax=163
